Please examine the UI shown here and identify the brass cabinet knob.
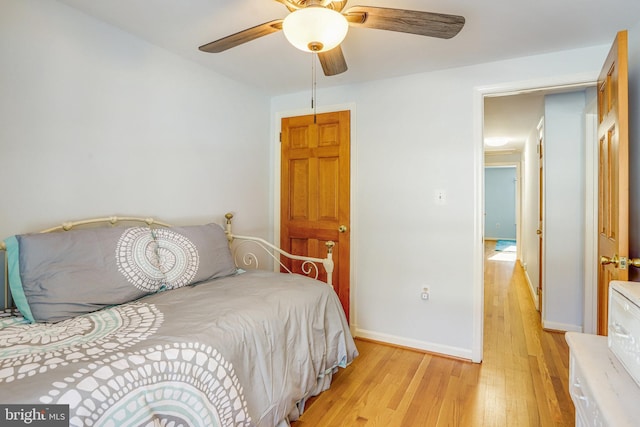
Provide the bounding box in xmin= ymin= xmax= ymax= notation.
xmin=338 ymin=225 xmax=348 ymax=233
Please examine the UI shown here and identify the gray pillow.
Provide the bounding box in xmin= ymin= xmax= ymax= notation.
xmin=152 ymin=223 xmax=236 ymax=289
xmin=5 ymin=223 xmax=237 ymax=323
xmin=5 ymin=227 xmax=163 ymax=323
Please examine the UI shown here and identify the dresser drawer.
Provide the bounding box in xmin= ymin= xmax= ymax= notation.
xmin=569 ymin=351 xmax=605 ymax=427
xmin=609 ymin=281 xmax=640 ymax=387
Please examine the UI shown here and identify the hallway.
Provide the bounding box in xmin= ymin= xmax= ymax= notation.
xmin=481 ymin=240 xmax=574 ymax=425
xmin=294 ymin=241 xmax=575 ymax=426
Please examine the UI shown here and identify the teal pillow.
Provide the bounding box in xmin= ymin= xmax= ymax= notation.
xmin=4 ymin=235 xmax=35 ymax=322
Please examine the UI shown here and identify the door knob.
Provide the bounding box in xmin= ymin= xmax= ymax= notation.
xmin=338 ymin=225 xmax=348 ymax=233
xmin=600 ymin=254 xmax=620 ymax=267
xmin=536 ymin=229 xmax=542 ymax=235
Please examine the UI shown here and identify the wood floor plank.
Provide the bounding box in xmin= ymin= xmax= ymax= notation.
xmin=293 ymin=241 xmax=575 ymax=426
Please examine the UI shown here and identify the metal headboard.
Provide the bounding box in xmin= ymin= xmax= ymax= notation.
xmin=223 ymin=213 xmax=335 ymax=287
xmin=1 ymin=213 xmax=336 ymax=314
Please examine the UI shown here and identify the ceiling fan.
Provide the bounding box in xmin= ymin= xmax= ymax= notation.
xmin=198 ymin=0 xmax=465 ymax=76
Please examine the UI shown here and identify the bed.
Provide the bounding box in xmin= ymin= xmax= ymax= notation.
xmin=0 ymin=213 xmax=358 ymax=427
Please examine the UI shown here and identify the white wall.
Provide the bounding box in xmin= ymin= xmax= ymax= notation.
xmin=484 ymin=167 xmax=517 ymax=240
xmin=272 ymin=45 xmax=610 ymax=360
xmin=542 ymin=91 xmax=587 ymax=331
xmin=521 ymin=124 xmax=542 ymax=308
xmin=0 ymin=0 xmax=272 ymax=242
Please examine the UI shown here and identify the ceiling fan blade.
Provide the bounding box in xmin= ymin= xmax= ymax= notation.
xmin=344 ymin=6 xmax=465 ymax=39
xmin=199 ymin=20 xmax=284 ymax=53
xmin=318 ymin=46 xmax=348 ymax=76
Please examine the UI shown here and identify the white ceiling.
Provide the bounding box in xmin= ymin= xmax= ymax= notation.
xmin=484 ymin=92 xmax=545 ymax=153
xmin=56 ymin=0 xmax=640 ymax=96
xmin=54 ymin=0 xmax=638 ymax=152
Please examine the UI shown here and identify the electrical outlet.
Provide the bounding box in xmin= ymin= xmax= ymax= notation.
xmin=421 ymin=287 xmax=430 ymax=301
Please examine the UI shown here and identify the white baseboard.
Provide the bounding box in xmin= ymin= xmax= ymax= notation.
xmin=354 ymin=328 xmax=474 ymax=361
xmin=542 ymin=320 xmax=582 ymax=333
xmin=523 ymin=269 xmax=539 ymax=311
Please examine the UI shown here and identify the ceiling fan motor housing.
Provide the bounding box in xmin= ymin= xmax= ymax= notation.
xmin=281 ymin=0 xmax=348 ymax=13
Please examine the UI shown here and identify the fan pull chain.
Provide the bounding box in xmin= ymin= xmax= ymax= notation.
xmin=311 ymin=53 xmax=317 ymax=124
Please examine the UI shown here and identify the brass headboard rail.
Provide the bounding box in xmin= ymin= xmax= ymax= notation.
xmin=223 ymin=213 xmax=335 ymax=288
xmin=39 ymin=216 xmax=172 ymax=233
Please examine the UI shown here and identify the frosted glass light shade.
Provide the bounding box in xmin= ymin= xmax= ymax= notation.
xmin=282 ymin=7 xmax=349 ymax=53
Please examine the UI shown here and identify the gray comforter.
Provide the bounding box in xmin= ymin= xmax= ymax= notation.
xmin=0 ymin=270 xmax=358 ymax=427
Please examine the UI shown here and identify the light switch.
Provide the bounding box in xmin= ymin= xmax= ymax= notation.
xmin=435 ymin=190 xmax=447 ymax=205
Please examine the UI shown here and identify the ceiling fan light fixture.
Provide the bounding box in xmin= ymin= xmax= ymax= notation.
xmin=282 ymin=7 xmax=349 ymax=53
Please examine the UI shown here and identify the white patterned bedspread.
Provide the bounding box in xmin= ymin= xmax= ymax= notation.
xmin=0 ymin=270 xmax=358 ymax=427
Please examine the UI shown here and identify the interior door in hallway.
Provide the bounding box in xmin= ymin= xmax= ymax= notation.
xmin=538 ymin=125 xmax=544 ymax=313
xmin=281 ymin=110 xmax=351 ymax=321
xmin=597 ymin=30 xmax=629 ymax=335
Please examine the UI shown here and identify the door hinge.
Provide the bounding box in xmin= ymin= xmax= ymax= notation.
xmin=279 ymin=132 xmax=282 ymax=142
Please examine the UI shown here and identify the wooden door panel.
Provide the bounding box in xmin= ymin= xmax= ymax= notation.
xmin=318 ymin=123 xmax=340 ymax=147
xmin=597 ymin=30 xmax=629 ymax=335
xmin=289 ymin=159 xmax=310 ymax=220
xmin=290 ymin=126 xmax=310 ymax=149
xmin=318 ymin=157 xmax=340 ymax=220
xmin=598 ymin=133 xmax=608 ymax=235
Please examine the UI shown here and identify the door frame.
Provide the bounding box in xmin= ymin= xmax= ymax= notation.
xmin=273 ymin=102 xmax=357 ymax=331
xmin=474 ymin=72 xmax=597 ymax=362
xmin=584 ymin=97 xmax=598 ymax=334
xmin=537 ymin=118 xmax=544 ymax=314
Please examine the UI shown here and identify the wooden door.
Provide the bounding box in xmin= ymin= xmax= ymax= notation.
xmin=537 ymin=130 xmax=544 ymax=313
xmin=597 ymin=30 xmax=629 ymax=335
xmin=281 ymin=110 xmax=351 ymax=321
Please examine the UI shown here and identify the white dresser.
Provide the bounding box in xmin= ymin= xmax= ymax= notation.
xmin=566 ymin=332 xmax=640 ymax=426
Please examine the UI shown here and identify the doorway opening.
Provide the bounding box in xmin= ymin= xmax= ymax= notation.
xmin=474 ymin=77 xmax=598 ymax=362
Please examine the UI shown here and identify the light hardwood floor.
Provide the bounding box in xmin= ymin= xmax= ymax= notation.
xmin=293 ymin=241 xmax=575 ymax=426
